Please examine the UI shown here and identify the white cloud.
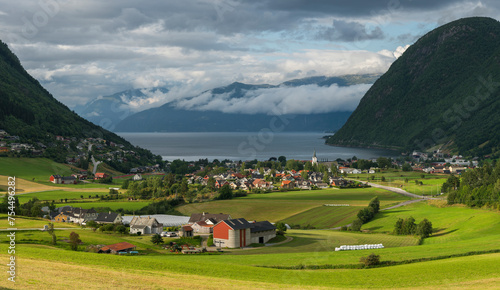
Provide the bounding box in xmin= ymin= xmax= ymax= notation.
xmin=175 ymin=83 xmax=372 ymax=115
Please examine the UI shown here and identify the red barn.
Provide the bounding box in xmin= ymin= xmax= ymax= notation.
xmin=213 ymin=218 xmax=276 ymax=248
xmin=213 ymin=218 xmax=252 ymax=248
xmin=94 ymin=173 xmax=109 ymax=179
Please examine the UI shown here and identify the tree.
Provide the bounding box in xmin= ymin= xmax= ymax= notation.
xmin=218 ymin=184 xmax=233 ymax=200
xmin=116 ymin=225 xmax=128 ymax=235
xmin=275 ymin=222 xmax=287 ymax=235
xmin=69 ymin=232 xmax=81 ymax=251
xmin=416 ymin=219 xmax=433 ymax=238
xmin=360 ymin=253 xmax=380 ymax=267
xmin=86 ymin=220 xmax=99 ymax=232
xmin=393 ymin=218 xmax=404 ymax=235
xmin=381 ymin=176 xmax=386 ymax=182
xmin=402 ymin=163 xmax=412 ymax=172
xmin=301 ymin=170 xmax=309 ymax=180
xmin=122 ymin=179 xmax=130 ymax=189
xmin=357 ymin=207 xmax=375 ymax=223
xmin=207 ymin=176 xmax=216 ymax=191
xmin=151 ymin=233 xmax=164 ymax=245
xmin=322 ymin=172 xmax=330 ymax=184
xmin=368 ymin=196 xmax=380 ymax=213
xmin=377 ymin=157 xmax=391 ymax=169
xmin=278 ymin=156 xmax=287 ymax=166
xmin=350 ymin=219 xmax=363 ymax=231
xmin=47 ymin=222 xmax=56 ymax=245
xmin=402 ymin=216 xmax=416 ymax=235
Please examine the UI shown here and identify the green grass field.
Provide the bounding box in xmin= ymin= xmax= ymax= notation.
xmin=352 ymin=169 xmax=449 ymax=196
xmin=0 ymin=157 xmax=75 ymax=181
xmin=16 ymin=190 xmax=105 ymax=204
xmin=1 ymin=159 xmax=499 ymax=288
xmin=54 ymin=201 xmax=151 ymax=211
xmin=178 ymin=187 xmax=410 ymax=225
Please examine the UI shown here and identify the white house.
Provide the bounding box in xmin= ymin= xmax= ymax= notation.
xmin=129 ymin=216 xmax=163 ymax=235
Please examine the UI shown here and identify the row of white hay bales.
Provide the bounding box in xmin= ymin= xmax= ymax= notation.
xmin=335 ymin=244 xmax=384 ymax=251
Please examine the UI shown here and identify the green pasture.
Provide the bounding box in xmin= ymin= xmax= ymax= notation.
xmin=0 ymin=157 xmax=74 ymax=181
xmin=178 ymin=187 xmax=410 ymax=223
xmin=351 ymin=169 xmax=449 ymax=196
xmin=16 ymin=190 xmax=107 ymax=204
xmin=54 ymin=201 xmax=150 ymax=211
xmin=363 ymin=201 xmax=500 ymax=245
xmin=2 ymin=241 xmax=498 ymax=289
xmin=282 ymin=205 xmax=363 ymax=228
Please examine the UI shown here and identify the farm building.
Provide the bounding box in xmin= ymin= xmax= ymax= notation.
xmin=54 ymin=212 xmax=70 ymax=223
xmin=94 ymin=173 xmax=109 ymax=179
xmin=50 ymin=175 xmax=78 ymax=184
xmin=191 ymin=221 xmax=214 ymax=234
xmin=179 ymin=225 xmax=194 ymax=237
xmin=129 ymin=216 xmax=163 ymax=235
xmin=99 ymin=242 xmax=136 ymax=254
xmin=249 ymin=221 xmax=277 ymax=244
xmin=213 ymin=218 xmax=276 ymax=248
xmin=122 ymin=214 xmax=189 ymax=227
xmin=95 ymin=212 xmax=123 ymax=224
xmin=188 ymin=212 xmax=231 ymax=224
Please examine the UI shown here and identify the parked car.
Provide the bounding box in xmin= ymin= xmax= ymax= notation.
xmin=161 ymin=232 xmax=177 ymax=237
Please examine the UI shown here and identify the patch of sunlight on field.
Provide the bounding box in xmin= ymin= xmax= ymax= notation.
xmin=0 ymin=175 xmax=59 ymax=193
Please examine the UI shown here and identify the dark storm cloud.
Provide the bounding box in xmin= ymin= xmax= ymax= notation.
xmin=317 ymin=20 xmax=385 ymax=42
xmin=259 ymin=0 xmax=469 ymax=16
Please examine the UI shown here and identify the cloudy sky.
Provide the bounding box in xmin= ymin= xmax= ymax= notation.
xmin=0 ymin=0 xmax=498 ymax=113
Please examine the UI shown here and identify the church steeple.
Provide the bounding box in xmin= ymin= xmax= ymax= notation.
xmin=312 ymin=149 xmax=318 ymax=165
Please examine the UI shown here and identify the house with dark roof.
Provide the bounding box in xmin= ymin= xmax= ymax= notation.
xmin=188 ymin=212 xmax=231 ymax=224
xmin=129 ymin=216 xmax=163 ymax=235
xmin=69 ymin=208 xmax=99 ymax=224
xmin=95 ymin=212 xmax=123 ymax=224
xmin=213 ymin=218 xmax=276 ymax=248
xmin=50 ymin=175 xmax=62 ymax=184
xmin=99 ymin=242 xmax=136 ymax=254
xmin=49 ymin=175 xmax=78 ymax=184
xmin=250 ymin=221 xmax=276 ymax=244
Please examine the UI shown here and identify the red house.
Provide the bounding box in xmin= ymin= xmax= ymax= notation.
xmin=94 ymin=173 xmax=109 ymax=179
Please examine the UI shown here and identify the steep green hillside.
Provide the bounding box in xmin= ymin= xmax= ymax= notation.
xmin=327 ymin=17 xmax=500 ymax=158
xmin=0 ymin=40 xmax=161 ymax=170
xmin=0 ymin=40 xmax=126 ymax=144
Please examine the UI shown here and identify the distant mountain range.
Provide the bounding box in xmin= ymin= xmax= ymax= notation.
xmin=327 ymin=17 xmax=500 ymax=158
xmin=76 ymin=74 xmax=380 ymax=132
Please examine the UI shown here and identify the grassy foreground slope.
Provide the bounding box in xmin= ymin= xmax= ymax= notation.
xmin=1 ymin=245 xmax=498 ymax=289
xmin=0 ymin=198 xmax=499 ymax=288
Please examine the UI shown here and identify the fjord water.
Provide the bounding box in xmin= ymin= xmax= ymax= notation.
xmin=118 ymin=132 xmax=398 ymax=162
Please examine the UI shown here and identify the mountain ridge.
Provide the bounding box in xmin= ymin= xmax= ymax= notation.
xmin=106 ymin=74 xmax=380 ymax=132
xmin=326 ymin=17 xmax=500 ymax=158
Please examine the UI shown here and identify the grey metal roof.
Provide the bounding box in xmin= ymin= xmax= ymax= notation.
xmin=250 ymin=221 xmax=276 ymax=233
xmin=223 ymin=218 xmax=251 ymax=230
xmin=95 ymin=212 xmax=120 ymax=223
xmin=189 ymin=213 xmax=230 ymax=223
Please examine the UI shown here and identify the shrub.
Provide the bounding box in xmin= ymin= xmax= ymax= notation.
xmin=350 ymin=219 xmax=363 ymax=231
xmin=416 ymin=219 xmax=433 ymax=238
xmin=340 ymin=225 xmax=348 ymax=231
xmin=360 ymin=253 xmax=381 ymax=267
xmin=275 ymin=222 xmax=287 ymax=235
xmin=368 ymin=196 xmax=380 ymax=213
